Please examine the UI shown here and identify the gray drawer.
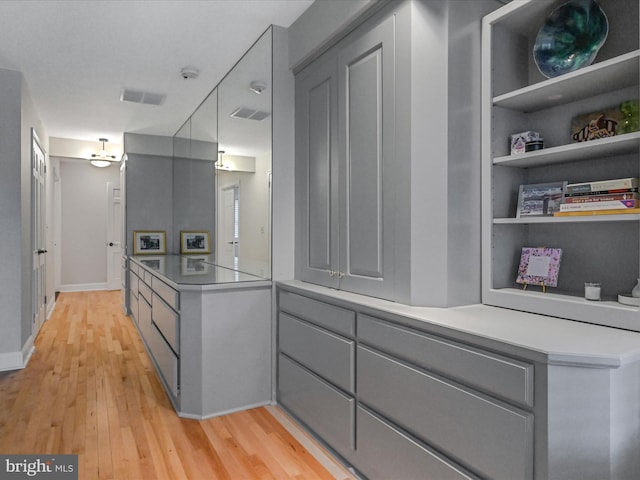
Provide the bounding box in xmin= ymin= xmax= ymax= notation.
xmin=129 ymin=292 xmax=139 ymax=323
xmin=358 ymin=314 xmax=534 ymax=407
xmin=152 ymin=276 xmax=180 ymax=311
xmin=148 ymin=322 xmax=179 ymax=398
xmin=152 ymin=293 xmax=179 ymax=355
xmin=143 ymin=269 xmax=153 ymax=286
xmin=279 ymin=291 xmax=354 ymax=337
xmin=353 ymin=407 xmax=479 ymax=480
xmin=129 ymin=271 xmax=139 ymax=298
xmin=279 ymin=313 xmax=354 ymax=393
xmin=138 ymin=294 xmax=152 ymax=342
xmin=129 ymin=261 xmax=139 ymax=276
xmin=278 ymin=354 xmax=355 ymax=457
xmin=357 ymin=346 xmax=533 ymax=480
xmin=138 ymin=280 xmax=152 ymax=303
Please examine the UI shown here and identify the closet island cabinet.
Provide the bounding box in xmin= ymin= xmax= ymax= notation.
xmin=482 ymin=0 xmax=640 ymax=330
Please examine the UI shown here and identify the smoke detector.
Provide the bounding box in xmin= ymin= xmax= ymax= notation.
xmin=180 ymin=67 xmax=199 ymax=80
xmin=249 ymin=81 xmax=267 ymax=94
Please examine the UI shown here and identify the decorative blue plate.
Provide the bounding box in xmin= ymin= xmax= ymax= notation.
xmin=533 ymin=0 xmax=608 ymax=78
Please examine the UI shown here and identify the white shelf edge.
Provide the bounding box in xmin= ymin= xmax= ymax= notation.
xmin=493 ymin=50 xmax=640 ymax=112
xmin=494 ymin=214 xmax=640 ymax=224
xmin=489 ymin=287 xmax=638 ymax=311
xmin=493 ymin=132 xmax=640 ymax=168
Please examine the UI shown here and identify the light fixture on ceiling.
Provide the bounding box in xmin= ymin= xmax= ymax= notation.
xmin=90 ymin=138 xmax=117 ymax=168
xmin=249 ymin=81 xmax=267 ymax=94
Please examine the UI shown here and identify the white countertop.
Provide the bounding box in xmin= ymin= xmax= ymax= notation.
xmin=278 ymin=281 xmax=640 ymax=368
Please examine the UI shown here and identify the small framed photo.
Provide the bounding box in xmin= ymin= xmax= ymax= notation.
xmin=133 ymin=231 xmax=166 ymax=255
xmin=180 ymin=230 xmax=211 ymax=254
xmin=516 ymin=247 xmax=562 ymax=288
xmin=516 ymin=181 xmax=567 ymax=218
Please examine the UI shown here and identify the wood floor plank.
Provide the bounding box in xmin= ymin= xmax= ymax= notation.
xmin=0 ymin=291 xmax=351 ymax=479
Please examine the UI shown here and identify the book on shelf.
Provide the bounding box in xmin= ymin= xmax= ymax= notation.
xmin=565 ymin=187 xmax=638 ymax=197
xmin=554 ymin=208 xmax=640 ymax=217
xmin=563 ymin=192 xmax=639 ymax=204
xmin=559 ymin=199 xmax=637 ymax=211
xmin=565 ymin=177 xmax=638 ymax=194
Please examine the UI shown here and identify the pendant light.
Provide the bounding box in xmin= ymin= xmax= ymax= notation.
xmin=90 ymin=138 xmax=117 ymax=167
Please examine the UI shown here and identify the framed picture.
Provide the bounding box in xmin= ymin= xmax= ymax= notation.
xmin=516 ymin=181 xmax=567 ymax=217
xmin=516 ymin=247 xmax=562 ymax=288
xmin=139 ymin=256 xmax=166 ymax=274
xmin=181 ymin=256 xmax=211 ymax=276
xmin=133 ymin=231 xmax=166 ymax=255
xmin=180 ymin=230 xmax=211 ymax=254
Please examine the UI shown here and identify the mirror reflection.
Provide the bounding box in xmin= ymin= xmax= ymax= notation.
xmin=173 ymin=27 xmax=272 ymax=280
xmin=216 ymin=29 xmax=272 ymax=279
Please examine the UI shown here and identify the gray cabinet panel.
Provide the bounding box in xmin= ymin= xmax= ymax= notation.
xmin=148 ymin=322 xmax=179 ymax=398
xmin=129 ymin=292 xmax=139 ymax=323
xmin=278 ymin=354 xmax=355 ymax=457
xmin=357 ymin=346 xmax=533 ymax=480
xmin=151 ymin=276 xmax=180 ymax=310
xmin=307 ymin=76 xmax=333 ymax=272
xmin=359 ymin=314 xmax=534 ymax=407
xmin=279 ymin=291 xmax=355 ymax=337
xmin=341 ymin=33 xmax=384 ymax=279
xmin=138 ymin=280 xmax=151 ymax=303
xmin=152 ymin=293 xmax=180 ymax=355
xmin=279 ymin=313 xmax=354 ymax=393
xmin=129 ymin=271 xmax=139 ymax=298
xmin=336 ymin=14 xmax=396 ymax=300
xmin=138 ymin=294 xmax=152 ymax=342
xmin=353 ymin=407 xmax=479 ymax=480
xmin=297 ymin=52 xmax=339 ymax=288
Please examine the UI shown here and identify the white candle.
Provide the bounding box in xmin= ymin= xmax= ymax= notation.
xmin=584 ymin=283 xmax=601 ymax=301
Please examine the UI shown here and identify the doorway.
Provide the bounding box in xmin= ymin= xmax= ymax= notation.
xmin=106 ymin=182 xmax=122 ymax=290
xmin=218 ymin=183 xmax=240 ymax=269
xmin=31 ymin=129 xmax=46 ymax=337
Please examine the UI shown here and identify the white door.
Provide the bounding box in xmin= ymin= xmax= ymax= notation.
xmin=106 ymin=182 xmax=122 ymax=290
xmin=31 ymin=129 xmax=47 ymax=337
xmin=218 ymin=184 xmax=239 ymax=269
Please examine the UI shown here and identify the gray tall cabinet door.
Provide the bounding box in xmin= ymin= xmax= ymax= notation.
xmin=296 ymin=54 xmax=340 ymax=288
xmin=296 ymin=13 xmax=397 ymax=300
xmin=336 ymin=15 xmax=395 ymax=300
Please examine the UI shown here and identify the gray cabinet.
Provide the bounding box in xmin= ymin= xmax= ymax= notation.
xmin=296 ymin=12 xmax=397 ymax=301
xmin=276 ymin=285 xmax=535 ymax=479
xmin=277 ymin=290 xmax=356 ymax=461
xmin=130 ymin=263 xmax=181 ymax=403
xmin=294 ymin=0 xmax=500 ymax=307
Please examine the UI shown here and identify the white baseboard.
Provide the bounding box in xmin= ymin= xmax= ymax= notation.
xmin=46 ymin=296 xmax=56 ymax=320
xmin=58 ymin=282 xmax=108 ymax=292
xmin=0 ymin=336 xmax=35 ymax=372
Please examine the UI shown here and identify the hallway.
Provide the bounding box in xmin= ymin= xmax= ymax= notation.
xmin=0 ymin=291 xmax=342 ymax=479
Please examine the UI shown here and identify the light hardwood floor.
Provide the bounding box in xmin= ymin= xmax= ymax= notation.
xmin=0 ymin=291 xmax=353 ymax=480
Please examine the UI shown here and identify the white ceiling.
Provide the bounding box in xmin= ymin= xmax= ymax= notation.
xmin=0 ymin=0 xmax=313 ymax=145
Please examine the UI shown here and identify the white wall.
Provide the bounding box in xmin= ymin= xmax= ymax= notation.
xmin=0 ymin=68 xmax=48 ymax=370
xmin=58 ymin=159 xmax=120 ymax=290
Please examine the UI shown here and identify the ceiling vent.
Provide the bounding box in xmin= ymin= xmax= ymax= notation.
xmin=120 ymin=88 xmax=166 ymax=106
xmin=230 ymin=106 xmax=270 ymax=121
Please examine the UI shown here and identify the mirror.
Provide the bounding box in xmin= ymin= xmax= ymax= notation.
xmin=216 ymin=28 xmax=272 ymax=278
xmin=172 ymin=93 xmax=216 ymax=259
xmin=172 ymin=27 xmax=272 ymax=280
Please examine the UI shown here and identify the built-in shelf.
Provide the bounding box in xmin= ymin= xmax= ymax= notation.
xmin=493 ymin=50 xmax=640 ymax=112
xmin=493 ymin=132 xmax=640 ymax=168
xmin=482 ymin=0 xmax=640 ymax=331
xmin=494 ymin=214 xmax=640 ymax=225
